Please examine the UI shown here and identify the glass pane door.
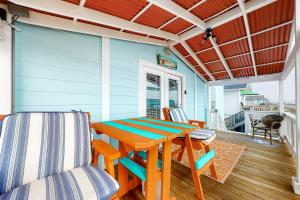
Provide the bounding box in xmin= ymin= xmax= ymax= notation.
xmin=166 ymin=74 xmax=182 ymax=109
xmin=168 ymin=79 xmax=179 ymax=108
xmin=146 ymin=73 xmax=161 ymax=118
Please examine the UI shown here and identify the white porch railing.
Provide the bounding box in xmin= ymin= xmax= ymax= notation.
xmin=242 ymin=105 xmax=275 ymax=111
xmin=209 ymin=109 xmax=227 ymax=131
xmin=283 ymin=112 xmax=297 ymax=156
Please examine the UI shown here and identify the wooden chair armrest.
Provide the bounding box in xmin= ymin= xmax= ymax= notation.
xmin=92 ymin=140 xmax=121 ymax=178
xmin=189 ymin=120 xmax=206 ymax=128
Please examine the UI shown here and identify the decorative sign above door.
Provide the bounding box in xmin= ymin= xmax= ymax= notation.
xmin=157 ymin=54 xmax=177 ymax=70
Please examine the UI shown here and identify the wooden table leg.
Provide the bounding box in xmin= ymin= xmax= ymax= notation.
xmin=145 ymin=145 xmax=159 ymax=200
xmin=161 ymin=140 xmax=172 ymax=200
xmin=185 ymin=134 xmax=205 ymax=200
xmin=118 ymin=141 xmax=129 ymax=197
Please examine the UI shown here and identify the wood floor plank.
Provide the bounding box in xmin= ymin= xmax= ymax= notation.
xmin=120 ymin=131 xmax=300 ymax=200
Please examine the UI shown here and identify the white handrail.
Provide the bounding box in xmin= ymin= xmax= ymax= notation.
xmin=283 ymin=111 xmax=297 ymax=156
xmin=209 ymin=109 xmax=227 ymax=131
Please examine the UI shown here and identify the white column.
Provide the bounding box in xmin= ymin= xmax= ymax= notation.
xmin=0 ymin=5 xmax=12 ymax=114
xmin=101 ymin=37 xmax=110 ymax=143
xmin=207 ymin=86 xmax=211 ymax=127
xmin=194 ymin=74 xmax=197 ymax=119
xmin=279 ymin=80 xmax=284 ymax=114
xmin=292 ymin=0 xmax=300 ymax=194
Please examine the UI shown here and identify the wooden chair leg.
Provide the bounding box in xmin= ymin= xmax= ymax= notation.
xmin=269 ymin=130 xmax=273 ymax=145
xmin=264 ymin=130 xmax=267 ymax=139
xmin=204 ymin=145 xmax=217 ymax=179
xmin=177 ymin=144 xmax=186 ymax=162
xmin=185 ymin=135 xmax=205 ymax=200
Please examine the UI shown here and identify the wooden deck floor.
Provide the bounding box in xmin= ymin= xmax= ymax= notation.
xmin=121 ymin=131 xmax=300 ymax=200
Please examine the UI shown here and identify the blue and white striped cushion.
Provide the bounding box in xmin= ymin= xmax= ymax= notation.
xmin=0 ymin=165 xmax=120 ymax=200
xmin=169 ymin=108 xmax=189 ymax=123
xmin=188 ymin=129 xmax=216 ymax=140
xmin=0 ymin=112 xmax=92 ymax=194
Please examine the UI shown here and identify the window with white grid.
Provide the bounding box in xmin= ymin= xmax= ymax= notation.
xmin=146 ymin=73 xmax=161 ymax=119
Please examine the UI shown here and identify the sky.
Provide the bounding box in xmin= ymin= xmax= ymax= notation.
xmin=251 ymin=68 xmax=295 ymax=104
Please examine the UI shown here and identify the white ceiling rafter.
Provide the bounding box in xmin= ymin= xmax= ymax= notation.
xmin=73 ymin=0 xmax=86 ymax=21
xmin=237 ymin=0 xmax=257 ymax=76
xmin=120 ymin=3 xmax=153 ymax=32
xmin=208 ymin=73 xmax=281 ymax=86
xmin=209 ymin=38 xmax=234 ymax=79
xmin=158 ymin=0 xmax=207 ymax=30
xmin=181 ymin=42 xmax=216 ymax=81
xmin=148 ymin=0 xmax=206 ymax=30
xmin=170 ymin=46 xmax=207 ymax=82
xmin=9 ymin=0 xmax=179 ymax=41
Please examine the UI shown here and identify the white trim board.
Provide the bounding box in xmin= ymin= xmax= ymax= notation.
xmin=101 ymin=37 xmax=110 ymax=143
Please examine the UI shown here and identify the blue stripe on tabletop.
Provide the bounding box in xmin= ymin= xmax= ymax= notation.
xmin=195 ymin=150 xmax=215 ymax=171
xmin=102 ymin=121 xmax=165 ymax=140
xmin=123 ymin=119 xmax=181 ymax=134
xmin=138 ymin=118 xmax=194 ymax=129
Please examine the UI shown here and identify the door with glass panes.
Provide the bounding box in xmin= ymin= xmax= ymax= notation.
xmin=140 ymin=68 xmax=183 ymax=119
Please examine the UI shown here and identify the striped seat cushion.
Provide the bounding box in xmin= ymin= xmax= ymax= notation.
xmin=169 ymin=108 xmax=189 ymax=123
xmin=179 ymin=128 xmax=216 ymax=140
xmin=0 ymin=165 xmax=119 ymax=200
xmin=0 ymin=112 xmax=92 ymax=194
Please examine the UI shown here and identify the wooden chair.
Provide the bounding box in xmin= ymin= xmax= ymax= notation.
xmin=163 ymin=107 xmax=217 ymax=199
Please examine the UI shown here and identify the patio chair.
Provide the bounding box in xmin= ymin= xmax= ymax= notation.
xmin=251 ymin=114 xmax=284 ymax=144
xmin=163 ymin=107 xmax=217 ymax=199
xmin=0 ymin=112 xmax=120 ymax=200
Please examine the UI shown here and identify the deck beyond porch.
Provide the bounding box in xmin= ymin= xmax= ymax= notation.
xmin=122 ymin=131 xmax=298 ymax=200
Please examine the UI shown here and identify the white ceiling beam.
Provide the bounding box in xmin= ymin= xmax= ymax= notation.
xmin=209 ymin=38 xmax=234 ymax=79
xmin=18 ymin=10 xmax=168 ymax=47
xmin=131 ymin=3 xmax=152 ymax=22
xmin=148 ymin=0 xmax=206 ymax=30
xmin=181 ymin=42 xmax=216 ymax=81
xmin=208 ymin=73 xmax=281 ymax=86
xmin=170 ymin=46 xmax=207 ymax=82
xmin=9 ymin=0 xmax=179 ymax=41
xmin=73 ymin=0 xmax=87 ymax=21
xmin=177 ymin=0 xmax=276 ymax=42
xmin=237 ymin=0 xmax=257 ymax=76
xmin=158 ymin=1 xmax=207 ymax=30
xmin=79 ymin=0 xmax=86 ymax=7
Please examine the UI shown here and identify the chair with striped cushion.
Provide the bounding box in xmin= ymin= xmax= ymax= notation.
xmin=163 ymin=107 xmax=217 ymax=175
xmin=164 ymin=108 xmax=217 ymax=200
xmin=0 ymin=112 xmax=120 ymax=200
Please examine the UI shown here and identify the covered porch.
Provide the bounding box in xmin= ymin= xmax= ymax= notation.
xmin=0 ymin=0 xmax=300 ymax=199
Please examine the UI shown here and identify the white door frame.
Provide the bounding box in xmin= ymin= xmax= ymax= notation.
xmin=138 ymin=59 xmax=186 ymax=117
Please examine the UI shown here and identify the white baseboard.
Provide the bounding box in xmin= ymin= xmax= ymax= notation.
xmin=292 ymin=176 xmax=300 ymax=195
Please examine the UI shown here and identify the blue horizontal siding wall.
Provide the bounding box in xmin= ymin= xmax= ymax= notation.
xmin=196 ymin=76 xmax=207 ymax=121
xmin=14 ymin=23 xmax=102 ymax=121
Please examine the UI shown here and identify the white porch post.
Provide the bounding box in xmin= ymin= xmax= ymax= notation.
xmin=292 ymin=0 xmax=300 ymax=194
xmin=207 ymin=86 xmax=211 ymax=127
xmin=279 ymin=80 xmax=284 ymax=114
xmin=0 ymin=4 xmax=12 ymax=114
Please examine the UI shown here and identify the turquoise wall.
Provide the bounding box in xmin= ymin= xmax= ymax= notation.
xmin=14 ymin=22 xmax=208 ymax=132
xmin=14 ymin=23 xmax=102 ymax=121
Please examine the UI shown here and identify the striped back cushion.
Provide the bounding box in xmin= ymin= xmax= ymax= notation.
xmin=0 ymin=112 xmax=92 ymax=194
xmin=169 ymin=108 xmax=189 ymax=123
